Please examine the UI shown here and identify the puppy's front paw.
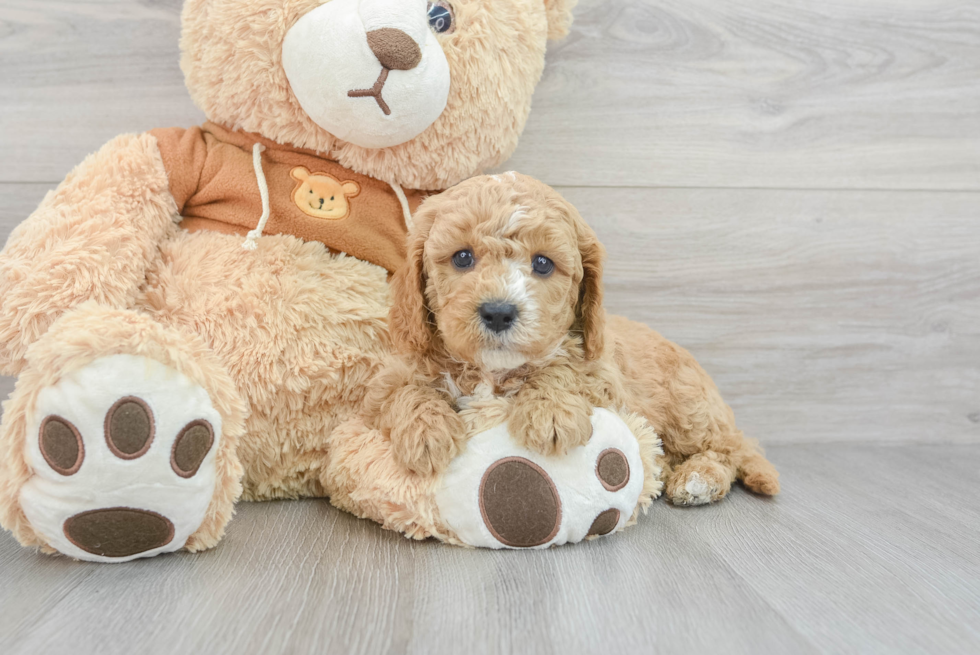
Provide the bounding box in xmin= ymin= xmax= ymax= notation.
xmin=389 ymin=400 xmax=463 ymax=477
xmin=509 ymin=390 xmax=593 ymax=457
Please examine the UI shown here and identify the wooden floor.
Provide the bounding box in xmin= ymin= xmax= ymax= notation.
xmin=1 ymin=0 xmax=978 ymax=653
xmin=2 ymin=445 xmax=979 ymax=655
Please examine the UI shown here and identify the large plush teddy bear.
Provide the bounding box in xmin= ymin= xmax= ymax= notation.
xmin=0 ymin=0 xmax=664 ymax=562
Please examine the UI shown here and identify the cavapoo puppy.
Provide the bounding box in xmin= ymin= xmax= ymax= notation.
xmin=368 ymin=173 xmax=779 ymax=505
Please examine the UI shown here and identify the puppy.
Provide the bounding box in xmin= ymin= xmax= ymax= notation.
xmin=370 ymin=173 xmax=780 ymax=505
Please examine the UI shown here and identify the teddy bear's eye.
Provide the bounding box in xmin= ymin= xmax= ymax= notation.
xmin=330 ymin=196 xmax=335 ymax=201
xmin=427 ymin=2 xmax=455 ymax=34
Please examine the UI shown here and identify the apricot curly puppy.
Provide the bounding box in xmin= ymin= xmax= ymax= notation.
xmin=373 ymin=173 xmax=780 ymax=505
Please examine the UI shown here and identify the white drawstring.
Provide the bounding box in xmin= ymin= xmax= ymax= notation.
xmin=389 ymin=180 xmax=414 ymax=233
xmin=243 ymin=143 xmax=271 ymax=251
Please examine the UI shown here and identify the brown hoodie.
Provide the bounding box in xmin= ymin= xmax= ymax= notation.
xmin=150 ymin=122 xmax=429 ymax=274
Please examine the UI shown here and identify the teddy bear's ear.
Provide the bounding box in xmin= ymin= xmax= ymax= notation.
xmin=291 ymin=166 xmax=310 ymax=182
xmin=544 ymin=0 xmax=578 ymax=40
xmin=341 ymin=181 xmax=361 ymax=198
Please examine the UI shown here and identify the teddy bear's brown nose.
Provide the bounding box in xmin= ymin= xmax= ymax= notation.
xmin=366 ymin=28 xmax=422 ymax=71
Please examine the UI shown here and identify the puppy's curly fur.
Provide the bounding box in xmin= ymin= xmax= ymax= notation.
xmin=371 ymin=173 xmax=780 ymax=505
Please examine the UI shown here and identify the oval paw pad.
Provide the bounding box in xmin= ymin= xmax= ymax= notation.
xmin=596 ymin=448 xmax=630 ymax=491
xmin=104 ymin=397 xmax=155 ymax=460
xmin=63 ymin=507 xmax=175 ymax=559
xmin=171 ymin=420 xmax=215 ymax=479
xmin=588 ymin=508 xmax=621 ymax=536
xmin=479 ymin=457 xmax=562 ymax=548
xmin=39 ymin=416 xmax=84 ymax=476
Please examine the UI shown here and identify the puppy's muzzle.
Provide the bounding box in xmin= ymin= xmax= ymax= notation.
xmin=479 ymin=302 xmax=519 ymax=334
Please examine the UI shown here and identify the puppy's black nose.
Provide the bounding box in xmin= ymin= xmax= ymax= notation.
xmin=479 ymin=302 xmax=519 ymax=334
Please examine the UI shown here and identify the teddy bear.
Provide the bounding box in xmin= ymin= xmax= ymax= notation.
xmin=0 ymin=0 xmax=670 ymax=562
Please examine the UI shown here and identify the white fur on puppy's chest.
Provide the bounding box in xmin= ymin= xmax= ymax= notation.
xmin=435 ymin=408 xmax=645 ymax=549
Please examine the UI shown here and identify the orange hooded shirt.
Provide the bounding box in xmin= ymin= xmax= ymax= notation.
xmin=150 ymin=122 xmax=429 ymax=274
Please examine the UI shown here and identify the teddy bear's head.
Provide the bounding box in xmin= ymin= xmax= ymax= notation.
xmin=180 ymin=0 xmax=576 ymax=190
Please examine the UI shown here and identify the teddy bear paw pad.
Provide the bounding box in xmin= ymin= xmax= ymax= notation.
xmin=436 ymin=408 xmax=644 ymax=549
xmin=20 ymin=354 xmax=222 ymax=562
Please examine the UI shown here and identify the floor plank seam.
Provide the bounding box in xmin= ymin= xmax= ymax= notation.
xmin=551 ymin=184 xmax=980 ymax=194
xmin=4 ymin=182 xmax=980 ymax=195
xmin=764 ymin=439 xmax=980 ymax=447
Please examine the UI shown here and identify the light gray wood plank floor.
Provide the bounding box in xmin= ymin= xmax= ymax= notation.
xmin=1 ymin=444 xmax=978 ymax=655
xmin=1 ymin=1 xmax=978 ymax=653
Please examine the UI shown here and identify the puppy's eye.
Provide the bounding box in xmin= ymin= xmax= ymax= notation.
xmin=427 ymin=2 xmax=455 ymax=34
xmin=452 ymin=249 xmax=475 ymax=270
xmin=532 ymin=255 xmax=555 ymax=277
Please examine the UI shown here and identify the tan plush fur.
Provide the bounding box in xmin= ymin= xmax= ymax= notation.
xmin=0 ymin=0 xmax=579 ymax=554
xmin=180 ymin=0 xmax=574 ymax=191
xmin=0 ymin=133 xmax=179 ymax=376
xmin=386 ymin=174 xmax=781 ymax=505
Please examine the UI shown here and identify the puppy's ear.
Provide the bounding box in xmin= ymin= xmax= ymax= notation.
xmin=389 ymin=215 xmax=434 ymax=357
xmin=575 ymin=217 xmax=606 ymax=361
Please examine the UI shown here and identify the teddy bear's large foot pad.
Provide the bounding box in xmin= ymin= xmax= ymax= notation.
xmin=436 ymin=408 xmax=645 ymax=549
xmin=20 ymin=354 xmax=222 ymax=562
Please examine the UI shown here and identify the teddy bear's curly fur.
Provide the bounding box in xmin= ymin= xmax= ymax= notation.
xmin=0 ymin=0 xmax=581 ymax=559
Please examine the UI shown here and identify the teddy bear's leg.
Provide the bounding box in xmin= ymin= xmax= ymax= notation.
xmin=0 ymin=132 xmax=179 ymax=376
xmin=0 ymin=304 xmax=246 ymax=562
xmin=433 ymin=408 xmax=665 ymax=549
xmin=322 ymin=408 xmax=664 ymax=549
xmin=319 ymin=417 xmax=452 ymax=542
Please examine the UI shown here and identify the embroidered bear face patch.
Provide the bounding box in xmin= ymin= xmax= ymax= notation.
xmin=290 ymin=166 xmax=360 ymax=220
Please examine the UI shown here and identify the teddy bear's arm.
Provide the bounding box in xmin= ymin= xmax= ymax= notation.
xmin=0 ymin=133 xmax=183 ymax=375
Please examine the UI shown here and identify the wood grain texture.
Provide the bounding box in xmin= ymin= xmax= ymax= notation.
xmin=0 ymin=444 xmax=978 ymax=655
xmin=4 ymin=182 xmax=977 ymax=445
xmin=505 ymin=0 xmax=980 ymax=189
xmin=0 ymin=0 xmax=202 ymax=183
xmin=2 ymin=2 xmax=980 ymax=653
xmin=558 ymin=185 xmax=980 ymax=445
xmin=1 ymin=1 xmax=979 ymax=189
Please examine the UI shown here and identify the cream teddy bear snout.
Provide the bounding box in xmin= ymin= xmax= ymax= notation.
xmin=282 ymin=0 xmax=451 ymax=149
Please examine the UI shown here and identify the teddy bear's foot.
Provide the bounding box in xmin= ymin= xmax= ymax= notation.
xmin=19 ymin=354 xmax=224 ymax=562
xmin=435 ymin=408 xmax=652 ymax=549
